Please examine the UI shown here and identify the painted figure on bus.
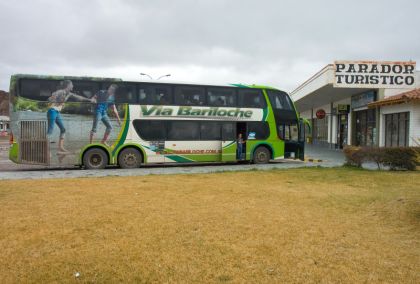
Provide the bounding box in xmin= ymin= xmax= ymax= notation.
xmin=236 ymin=133 xmax=246 ymax=160
xmin=47 ymin=80 xmax=93 ymax=153
xmin=89 ymin=84 xmax=121 ymax=146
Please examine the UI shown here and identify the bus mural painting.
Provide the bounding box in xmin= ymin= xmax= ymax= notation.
xmin=47 ymin=80 xmax=94 ymax=153
xmin=8 ymin=74 xmax=308 ymax=169
xmin=89 ymin=84 xmax=122 ymax=147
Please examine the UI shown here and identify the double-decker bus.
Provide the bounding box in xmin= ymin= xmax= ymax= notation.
xmin=8 ymin=74 xmax=307 ymax=169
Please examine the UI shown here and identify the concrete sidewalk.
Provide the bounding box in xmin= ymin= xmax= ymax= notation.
xmin=304 ymin=144 xmax=345 ymax=166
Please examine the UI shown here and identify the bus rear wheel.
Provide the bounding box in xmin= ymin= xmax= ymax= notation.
xmin=83 ymin=148 xmax=108 ymax=169
xmin=118 ymin=148 xmax=142 ymax=169
xmin=253 ymin=147 xmax=271 ymax=164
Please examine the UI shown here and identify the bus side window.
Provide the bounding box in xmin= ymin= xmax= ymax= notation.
xmin=222 ymin=123 xmax=235 ymax=140
xmin=284 ymin=125 xmax=290 ymax=140
xmin=238 ymin=89 xmax=266 ymax=108
xmin=277 ymin=125 xmax=285 ymax=140
xmin=290 ymin=124 xmax=299 ymax=141
xmin=19 ymin=79 xmax=58 ymax=101
xmin=72 ymin=81 xmax=100 ymax=100
xmin=207 ymin=88 xmax=237 ymax=107
xmin=200 ymin=122 xmax=221 ymax=140
xmin=154 ymin=86 xmax=173 ymax=105
xmin=266 ymin=90 xmax=293 ymax=110
xmin=167 ymin=121 xmax=200 ymax=140
xmin=138 ymin=85 xmax=173 ymax=105
xmin=113 ymin=84 xmax=136 ymax=104
xmin=133 ymin=120 xmax=166 ymax=140
xmin=247 ymin=122 xmax=269 ymax=140
xmin=174 ymin=86 xmax=205 ymax=106
xmin=138 ymin=87 xmax=149 ymax=104
xmin=277 ymin=124 xmax=299 ymax=141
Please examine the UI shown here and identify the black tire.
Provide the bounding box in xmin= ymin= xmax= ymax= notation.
xmin=118 ymin=148 xmax=142 ymax=169
xmin=253 ymin=147 xmax=271 ymax=164
xmin=83 ymin=148 xmax=108 ymax=169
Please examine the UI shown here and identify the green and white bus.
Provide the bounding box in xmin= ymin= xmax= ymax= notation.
xmin=8 ymin=74 xmax=307 ymax=169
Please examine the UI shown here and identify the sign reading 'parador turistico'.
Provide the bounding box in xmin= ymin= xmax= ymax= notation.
xmin=334 ymin=61 xmax=416 ymax=88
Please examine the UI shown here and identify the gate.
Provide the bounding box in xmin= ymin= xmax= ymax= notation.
xmin=19 ymin=120 xmax=49 ymax=165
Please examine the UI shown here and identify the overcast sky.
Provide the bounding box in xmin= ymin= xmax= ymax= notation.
xmin=0 ymin=0 xmax=419 ymax=92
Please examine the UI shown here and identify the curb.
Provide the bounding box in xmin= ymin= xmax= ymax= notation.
xmin=304 ymin=158 xmax=323 ymax=163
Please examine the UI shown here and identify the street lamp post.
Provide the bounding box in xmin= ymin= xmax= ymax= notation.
xmin=140 ymin=73 xmax=171 ymax=80
xmin=140 ymin=73 xmax=153 ymax=80
xmin=157 ymin=74 xmax=171 ymax=80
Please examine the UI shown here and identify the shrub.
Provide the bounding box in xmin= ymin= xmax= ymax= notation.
xmin=382 ymin=147 xmax=420 ymax=171
xmin=343 ymin=146 xmax=420 ymax=171
xmin=343 ymin=146 xmax=365 ymax=167
xmin=365 ymin=147 xmax=386 ymax=170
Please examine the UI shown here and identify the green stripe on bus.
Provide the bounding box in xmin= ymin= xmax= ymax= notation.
xmin=230 ymin=83 xmax=250 ymax=88
xmin=262 ymin=108 xmax=269 ymax=121
xmin=112 ymin=105 xmax=130 ymax=156
xmin=165 ymin=155 xmax=194 ymax=163
xmin=222 ymin=141 xmax=235 ymax=149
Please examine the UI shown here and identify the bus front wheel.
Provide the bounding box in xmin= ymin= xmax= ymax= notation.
xmin=83 ymin=148 xmax=108 ymax=169
xmin=118 ymin=148 xmax=142 ymax=169
xmin=253 ymin=147 xmax=271 ymax=164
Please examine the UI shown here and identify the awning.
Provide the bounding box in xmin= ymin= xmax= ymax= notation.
xmin=368 ymin=89 xmax=420 ymax=108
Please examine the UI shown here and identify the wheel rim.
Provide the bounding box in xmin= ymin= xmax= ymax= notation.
xmin=123 ymin=153 xmax=138 ymax=167
xmin=256 ymin=150 xmax=268 ymax=163
xmin=90 ymin=153 xmax=102 ymax=167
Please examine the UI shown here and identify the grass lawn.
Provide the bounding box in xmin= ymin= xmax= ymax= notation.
xmin=0 ymin=168 xmax=419 ymax=283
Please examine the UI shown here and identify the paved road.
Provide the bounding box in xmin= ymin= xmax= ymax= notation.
xmin=0 ymin=140 xmax=345 ymax=180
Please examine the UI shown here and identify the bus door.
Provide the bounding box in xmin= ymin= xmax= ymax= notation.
xmin=283 ymin=119 xmax=307 ymax=161
xmin=221 ymin=122 xmax=236 ymax=162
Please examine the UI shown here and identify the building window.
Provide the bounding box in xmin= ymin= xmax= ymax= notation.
xmin=385 ymin=112 xmax=409 ymax=147
xmin=354 ymin=109 xmax=376 ymax=147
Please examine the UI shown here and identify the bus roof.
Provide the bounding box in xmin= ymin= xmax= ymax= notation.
xmin=11 ymin=74 xmax=282 ymax=92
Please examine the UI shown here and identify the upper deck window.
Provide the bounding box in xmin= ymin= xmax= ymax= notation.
xmin=266 ymin=90 xmax=293 ymax=110
xmin=238 ymin=89 xmax=266 ymax=108
xmin=139 ymin=85 xmax=173 ymax=105
xmin=174 ymin=86 xmax=205 ymax=106
xmin=207 ymin=88 xmax=237 ymax=107
xmin=106 ymin=83 xmax=136 ymax=104
xmin=20 ymin=79 xmax=58 ymax=101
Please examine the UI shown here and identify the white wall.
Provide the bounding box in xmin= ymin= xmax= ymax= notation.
xmin=382 ymin=70 xmax=420 ymax=98
xmin=408 ymin=103 xmax=420 ymax=146
xmin=384 ymin=88 xmax=413 ymax=98
xmin=290 ymin=65 xmax=334 ymax=102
